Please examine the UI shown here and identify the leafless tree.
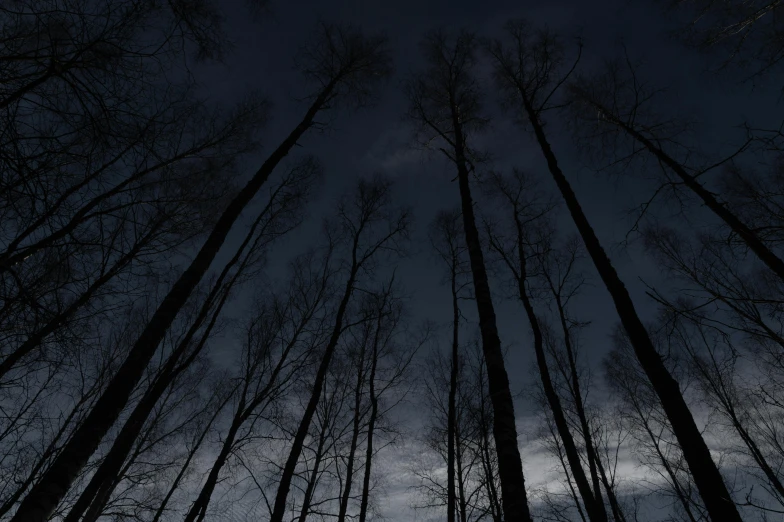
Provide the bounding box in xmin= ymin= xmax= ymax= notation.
xmin=415 ymin=338 xmax=504 ymax=522
xmin=642 ymin=224 xmax=784 ymax=515
xmin=428 ymin=208 xmax=473 ymax=522
xmin=605 ymin=328 xmax=709 ymax=522
xmin=406 ymin=30 xmax=534 ymax=522
xmin=483 ymin=169 xmax=609 ymax=522
xmin=267 ymin=174 xmax=410 ymax=522
xmin=486 ymin=20 xmax=741 ymax=522
xmin=9 ymin=20 xmax=392 ymax=522
xmin=566 ymin=56 xmax=784 ymax=283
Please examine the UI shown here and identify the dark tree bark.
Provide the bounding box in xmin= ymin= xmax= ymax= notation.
xmin=431 ymin=209 xmax=468 ymax=522
xmin=570 ymin=82 xmax=784 ymax=283
xmin=268 ymin=176 xmax=409 ymax=522
xmin=539 ymin=242 xmax=626 ymax=522
xmin=605 ymin=341 xmax=705 ymax=522
xmin=297 ymin=378 xmax=336 ymax=522
xmin=407 ymin=31 xmax=533 ymax=522
xmin=336 ymin=330 xmax=369 ymax=522
xmin=357 ymin=343 xmax=379 ymax=522
xmin=485 ymin=173 xmax=607 ymax=522
xmin=447 ymin=254 xmax=460 ymax=522
xmin=61 ymin=166 xmax=312 ymax=522
xmin=487 ymin=21 xmax=742 ymax=522
xmin=10 ymin=23 xmax=391 ymax=522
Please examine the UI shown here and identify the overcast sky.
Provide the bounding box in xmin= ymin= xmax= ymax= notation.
xmin=185 ymin=1 xmax=781 ymax=519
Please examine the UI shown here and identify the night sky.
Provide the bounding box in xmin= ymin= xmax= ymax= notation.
xmin=177 ymin=0 xmax=780 ymax=519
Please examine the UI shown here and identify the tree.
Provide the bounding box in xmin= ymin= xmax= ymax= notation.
xmin=61 ymin=157 xmax=320 ymax=522
xmin=566 ymin=56 xmax=784 ymax=282
xmin=643 ymin=224 xmax=784 ymax=514
xmin=486 ymin=19 xmax=742 ymax=522
xmin=406 ymin=30 xmax=534 ymax=522
xmin=9 ymin=20 xmax=393 ymax=522
xmin=268 ymin=174 xmax=410 ymax=522
xmin=605 ymin=328 xmax=708 ymax=522
xmin=429 ymin=208 xmax=473 ymax=522
xmin=484 ymin=169 xmax=609 ymax=522
xmin=416 ymin=338 xmax=505 ymax=522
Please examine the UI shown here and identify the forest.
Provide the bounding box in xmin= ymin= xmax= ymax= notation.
xmin=1 ymin=1 xmax=783 ymax=521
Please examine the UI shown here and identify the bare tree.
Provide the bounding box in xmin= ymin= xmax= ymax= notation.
xmin=483 ymin=169 xmax=608 ymax=522
xmin=406 ymin=30 xmax=534 ymax=522
xmin=486 ymin=20 xmax=741 ymax=522
xmin=566 ymin=56 xmax=784 ymax=282
xmin=268 ymin=175 xmax=410 ymax=522
xmin=642 ymin=224 xmax=784 ymax=514
xmin=9 ymin=20 xmax=393 ymax=522
xmin=59 ymin=157 xmax=320 ymax=522
xmin=429 ymin=208 xmax=473 ymax=522
xmin=416 ymin=337 xmax=505 ymax=522
xmin=605 ymin=329 xmax=708 ymax=522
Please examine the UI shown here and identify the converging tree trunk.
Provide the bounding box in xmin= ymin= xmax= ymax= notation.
xmin=487 ymin=20 xmax=742 ymax=522
xmin=10 ymin=23 xmax=391 ymax=522
xmin=407 ymin=31 xmax=534 ymax=522
xmin=485 ymin=171 xmax=608 ymax=522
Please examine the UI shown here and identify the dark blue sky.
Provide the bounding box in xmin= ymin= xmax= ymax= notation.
xmin=197 ymin=0 xmax=780 ymax=423
xmin=177 ymin=1 xmax=784 ymax=519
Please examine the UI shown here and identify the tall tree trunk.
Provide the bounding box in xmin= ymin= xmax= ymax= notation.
xmin=447 ymin=261 xmax=460 ymax=522
xmin=554 ymin=294 xmax=611 ymax=520
xmin=358 ymin=324 xmax=380 ymax=522
xmin=579 ymin=91 xmax=784 ymax=282
xmin=0 ymin=382 xmax=99 ymax=518
xmin=336 ymin=341 xmax=368 ymax=522
xmin=62 ymin=182 xmax=298 ymax=522
xmin=10 ymin=80 xmax=339 ymax=522
xmin=269 ymin=261 xmax=359 ymax=522
xmin=549 ymin=419 xmax=588 ymax=522
xmin=183 ymin=411 xmax=245 ymax=522
xmin=454 ymin=425 xmax=469 ymax=522
xmin=593 ymin=447 xmax=626 ymax=522
xmin=62 ymin=279 xmax=233 ymax=522
xmin=477 ymin=383 xmax=502 ymax=522
xmin=518 ymin=93 xmax=741 ymax=522
xmin=297 ymin=411 xmax=331 ymax=522
xmin=637 ymin=405 xmax=702 ymax=522
xmin=450 ymin=101 xmax=533 ymax=522
xmin=150 ymin=392 xmax=232 ymax=522
xmin=494 ymin=213 xmax=606 ymax=522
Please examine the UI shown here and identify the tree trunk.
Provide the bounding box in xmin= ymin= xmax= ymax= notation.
xmin=447 ymin=262 xmax=460 ymax=522
xmin=502 ymin=213 xmax=606 ymax=522
xmin=269 ymin=262 xmax=359 ymax=522
xmin=519 ymin=92 xmax=742 ymax=522
xmin=454 ymin=424 xmax=469 ymax=522
xmin=183 ymin=413 xmax=245 ymax=522
xmin=554 ymin=294 xmax=610 ymax=520
xmin=150 ymin=392 xmax=231 ymax=522
xmin=450 ymin=100 xmax=533 ymax=522
xmin=358 ymin=325 xmax=380 ymax=522
xmin=10 ymin=80 xmax=339 ymax=522
xmin=61 ymin=280 xmax=232 ymax=522
xmin=297 ymin=414 xmax=330 ymax=522
xmin=580 ymin=91 xmax=784 ymax=282
xmin=477 ymin=383 xmax=502 ymax=522
xmin=336 ymin=339 xmax=368 ymax=522
xmin=593 ymin=448 xmax=626 ymax=522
